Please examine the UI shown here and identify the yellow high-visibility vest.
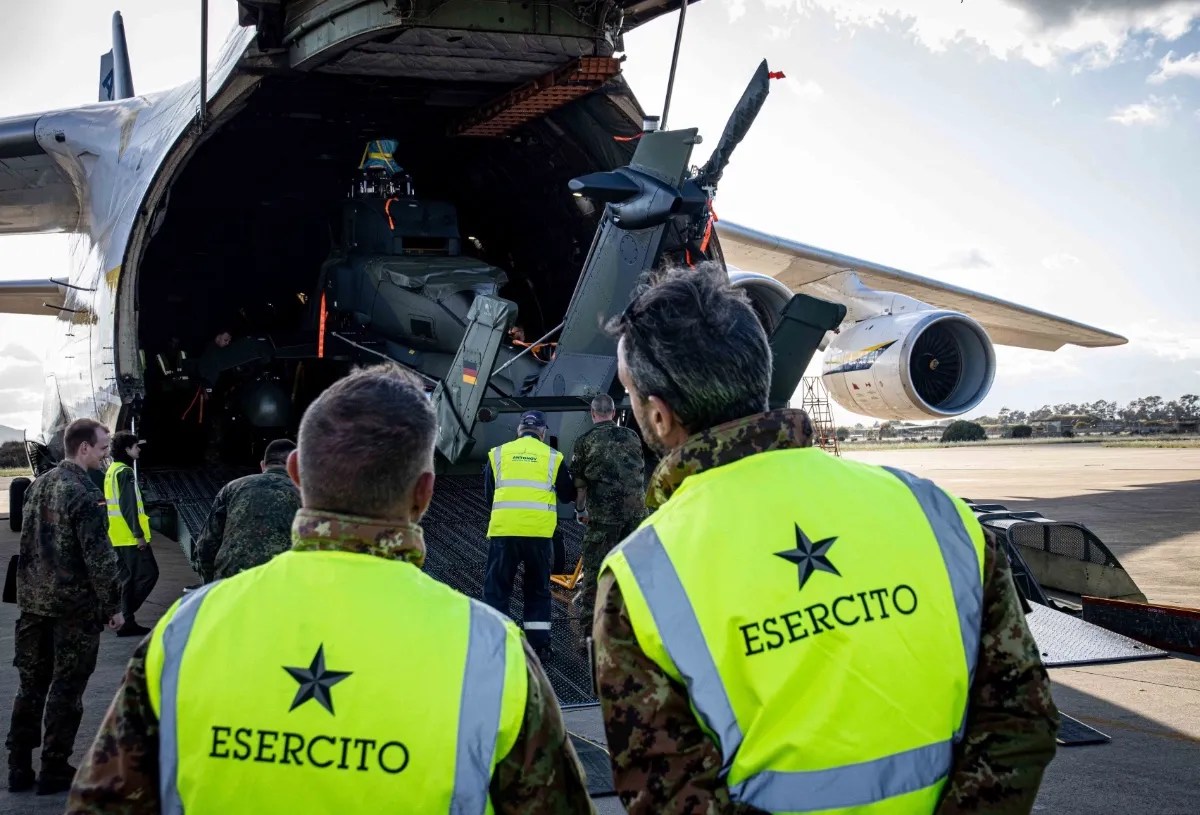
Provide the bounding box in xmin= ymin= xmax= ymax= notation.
xmin=144 ymin=549 xmax=528 ymax=812
xmin=486 ymin=436 xmax=562 ymax=538
xmin=104 ymin=461 xmax=151 ymax=546
xmin=602 ymin=447 xmax=986 ymax=814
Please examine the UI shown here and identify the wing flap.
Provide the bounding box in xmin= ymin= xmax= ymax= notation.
xmin=0 ymin=113 xmax=81 ymax=235
xmin=717 ymin=220 xmax=1127 ymax=351
xmin=0 ymin=279 xmax=66 ymax=316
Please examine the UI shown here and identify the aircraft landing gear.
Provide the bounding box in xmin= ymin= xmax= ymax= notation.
xmin=8 ymin=476 xmax=30 ymax=533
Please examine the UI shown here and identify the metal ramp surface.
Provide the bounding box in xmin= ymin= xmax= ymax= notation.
xmin=141 ymin=466 xmax=256 ymax=540
xmin=1026 ymin=603 xmax=1167 ymax=667
xmin=1056 ymin=714 xmax=1111 ymax=746
xmin=421 ymin=475 xmax=596 ymax=705
xmin=570 ymin=733 xmax=616 ymax=797
xmin=144 ymin=469 xmax=598 ymax=705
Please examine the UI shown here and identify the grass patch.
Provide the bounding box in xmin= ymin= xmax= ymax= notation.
xmin=841 ymin=437 xmax=1100 ymax=452
xmin=1100 ymin=438 xmax=1200 ymax=449
xmin=841 ymin=436 xmax=1200 ymax=452
xmin=1 ymin=467 xmax=32 ymax=478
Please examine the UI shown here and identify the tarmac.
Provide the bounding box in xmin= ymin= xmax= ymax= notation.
xmin=1 ymin=442 xmax=1197 ymax=813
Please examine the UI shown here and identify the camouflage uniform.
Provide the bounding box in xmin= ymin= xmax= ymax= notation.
xmin=192 ymin=465 xmax=301 ymax=582
xmin=6 ymin=461 xmax=122 ymax=782
xmin=66 ymin=507 xmax=596 ymax=814
xmin=593 ymin=408 xmax=1060 ymax=815
xmin=569 ymin=420 xmax=646 ymax=635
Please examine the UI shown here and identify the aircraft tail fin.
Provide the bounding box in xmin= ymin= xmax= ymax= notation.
xmin=99 ymin=11 xmax=134 ymax=102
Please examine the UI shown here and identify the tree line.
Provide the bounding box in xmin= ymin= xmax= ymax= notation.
xmin=831 ymin=393 xmax=1199 ymax=441
xmin=969 ymin=393 xmax=1198 ymax=427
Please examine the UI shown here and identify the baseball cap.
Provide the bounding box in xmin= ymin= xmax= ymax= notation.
xmin=518 ymin=410 xmax=548 ymax=429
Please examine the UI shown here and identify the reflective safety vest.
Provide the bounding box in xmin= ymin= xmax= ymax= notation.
xmin=486 ymin=435 xmax=562 ymax=538
xmin=144 ymin=549 xmax=528 ymax=813
xmin=602 ymin=448 xmax=986 ymax=814
xmin=104 ymin=461 xmax=151 ymax=546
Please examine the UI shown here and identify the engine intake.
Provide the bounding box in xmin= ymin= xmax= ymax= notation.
xmin=823 ymin=310 xmax=996 ymax=420
xmin=727 ymin=270 xmax=794 ymax=336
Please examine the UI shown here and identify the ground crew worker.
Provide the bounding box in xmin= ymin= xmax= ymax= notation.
xmin=569 ymin=393 xmax=645 ymax=648
xmin=66 ymin=365 xmax=595 ymax=813
xmin=6 ymin=419 xmax=123 ymax=796
xmin=193 ymin=438 xmax=301 ymax=582
xmin=104 ymin=431 xmax=159 ymax=637
xmin=593 ymin=263 xmax=1059 ymax=814
xmin=483 ymin=410 xmax=575 ymax=663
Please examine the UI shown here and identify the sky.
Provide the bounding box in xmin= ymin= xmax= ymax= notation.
xmin=2 ymin=0 xmax=1199 ymax=434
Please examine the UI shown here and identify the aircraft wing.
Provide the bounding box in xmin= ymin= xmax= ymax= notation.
xmin=717 ymin=221 xmax=1127 ymax=352
xmin=0 ymin=112 xmax=82 ymax=236
xmin=0 ymin=279 xmax=66 ymax=315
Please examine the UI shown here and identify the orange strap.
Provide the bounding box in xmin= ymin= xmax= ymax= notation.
xmin=699 ymin=201 xmax=718 ymax=254
xmin=318 ymin=291 xmax=327 ymax=359
xmin=384 ymin=197 xmax=397 ymax=230
xmin=181 ymin=386 xmax=207 ymax=424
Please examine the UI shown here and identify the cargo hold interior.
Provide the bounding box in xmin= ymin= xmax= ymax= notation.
xmin=134 ymin=70 xmax=640 ymax=465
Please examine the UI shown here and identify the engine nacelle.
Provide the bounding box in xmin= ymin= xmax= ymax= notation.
xmin=823 ymin=311 xmax=996 ymax=420
xmin=727 ymin=270 xmax=794 ymax=336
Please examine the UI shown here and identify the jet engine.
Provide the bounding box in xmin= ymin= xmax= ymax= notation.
xmin=728 ymin=271 xmax=794 ymax=335
xmin=822 ymin=311 xmax=996 ymax=420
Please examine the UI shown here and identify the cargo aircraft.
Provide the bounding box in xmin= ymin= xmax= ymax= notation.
xmin=0 ymin=1 xmax=1125 ymax=480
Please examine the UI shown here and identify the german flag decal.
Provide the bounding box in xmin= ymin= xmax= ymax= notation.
xmin=462 ymin=354 xmax=479 ymax=385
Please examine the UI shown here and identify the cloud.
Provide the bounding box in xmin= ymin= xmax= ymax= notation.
xmin=1124 ymin=319 xmax=1200 ymax=362
xmin=1041 ymin=252 xmax=1082 ymax=270
xmin=1052 ymin=95 xmax=1062 ymax=107
xmin=728 ymin=0 xmax=747 ymax=22
xmin=938 ymin=248 xmax=994 ymax=270
xmin=1108 ymin=93 xmax=1181 ymax=125
xmin=0 ymin=361 xmax=44 ymax=396
xmin=0 ymin=344 xmax=39 ymax=363
xmin=1147 ymin=49 xmax=1200 ymax=82
xmin=783 ymin=0 xmax=1200 ymax=70
xmin=1006 ymin=0 xmax=1200 ymax=31
xmin=786 ymin=77 xmax=825 ymax=99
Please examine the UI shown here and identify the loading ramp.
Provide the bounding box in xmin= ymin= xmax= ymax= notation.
xmin=140 ymin=470 xmax=1170 ymax=708
xmin=143 ymin=468 xmax=599 ymax=705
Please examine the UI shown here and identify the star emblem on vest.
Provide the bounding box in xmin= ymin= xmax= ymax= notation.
xmin=775 ymin=524 xmax=841 ymax=591
xmin=283 ymin=644 xmax=352 ymax=715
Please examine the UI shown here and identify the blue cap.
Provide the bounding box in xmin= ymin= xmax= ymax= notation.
xmin=519 ymin=410 xmax=548 ymax=429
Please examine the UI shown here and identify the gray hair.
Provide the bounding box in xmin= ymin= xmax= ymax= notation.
xmin=591 ymin=393 xmax=615 ymax=415
xmin=297 ymin=364 xmax=436 ymax=517
xmin=605 ymin=262 xmax=771 ymax=434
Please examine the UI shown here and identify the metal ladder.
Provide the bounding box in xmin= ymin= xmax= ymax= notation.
xmin=798 ymin=376 xmax=840 ymax=456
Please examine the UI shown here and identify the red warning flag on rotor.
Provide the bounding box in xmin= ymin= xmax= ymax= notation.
xmin=768 ymin=71 xmax=786 ymax=79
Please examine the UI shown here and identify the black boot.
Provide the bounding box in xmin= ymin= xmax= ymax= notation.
xmin=116 ymin=621 xmax=152 ymax=637
xmin=36 ymin=761 xmax=77 ymax=795
xmin=7 ymin=752 xmax=34 ymax=793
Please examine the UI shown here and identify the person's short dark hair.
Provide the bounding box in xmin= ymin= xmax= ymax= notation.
xmin=110 ymin=431 xmax=139 ymax=463
xmin=297 ymin=364 xmax=436 ymax=517
xmin=64 ymin=418 xmax=107 ymax=457
xmin=262 ymin=438 xmax=296 ymax=467
xmin=605 ymin=262 xmax=771 ymax=434
xmin=591 ymin=394 xmax=616 ymax=415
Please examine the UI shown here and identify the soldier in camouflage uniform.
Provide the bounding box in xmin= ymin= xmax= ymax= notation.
xmin=592 ymin=264 xmax=1059 ymax=814
xmin=67 ymin=365 xmax=594 ymax=813
xmin=569 ymin=393 xmax=645 ymax=645
xmin=7 ymin=419 xmax=124 ymax=795
xmin=192 ymin=438 xmax=302 ymax=582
